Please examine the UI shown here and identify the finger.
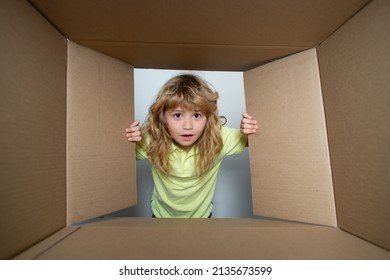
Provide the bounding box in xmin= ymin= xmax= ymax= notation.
xmin=127 ymin=136 xmax=142 ymax=142
xmin=241 ymin=117 xmax=257 ymax=125
xmin=242 ymin=121 xmax=259 ymax=127
xmin=126 ymin=131 xmax=140 ymax=137
xmin=125 ymin=121 xmax=141 ymax=132
xmin=241 ymin=123 xmax=259 ymax=131
xmin=130 ymin=120 xmax=140 ymax=127
xmin=127 ymin=132 xmax=142 ymax=142
xmin=126 ymin=125 xmax=141 ymax=133
xmin=126 ymin=130 xmax=141 ymax=138
xmin=242 ymin=112 xmax=252 ymax=119
xmin=241 ymin=127 xmax=258 ymax=135
xmin=240 ymin=120 xmax=259 ymax=135
xmin=242 ymin=113 xmax=258 ymax=125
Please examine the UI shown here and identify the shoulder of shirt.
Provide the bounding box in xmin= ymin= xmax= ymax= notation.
xmin=220 ymin=125 xmax=240 ymax=137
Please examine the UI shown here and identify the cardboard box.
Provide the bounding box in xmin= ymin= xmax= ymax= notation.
xmin=0 ymin=0 xmax=389 ymax=259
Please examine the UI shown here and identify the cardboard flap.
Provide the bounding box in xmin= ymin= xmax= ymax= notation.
xmin=0 ymin=0 xmax=66 ymax=260
xmin=67 ymin=41 xmax=136 ymax=225
xmin=317 ymin=0 xmax=390 ymax=250
xmin=30 ymin=219 xmax=390 ymax=260
xmin=244 ymin=49 xmax=336 ymax=226
xmin=13 ymin=227 xmax=79 ymax=260
xmin=29 ymin=0 xmax=370 ymax=71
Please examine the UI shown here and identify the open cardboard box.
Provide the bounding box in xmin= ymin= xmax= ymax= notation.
xmin=1 ymin=0 xmax=389 ymax=259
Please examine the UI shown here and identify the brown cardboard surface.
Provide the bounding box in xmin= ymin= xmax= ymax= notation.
xmin=0 ymin=0 xmax=67 ymax=259
xmin=317 ymin=0 xmax=390 ymax=250
xmin=244 ymin=49 xmax=336 ymax=226
xmin=13 ymin=227 xmax=79 ymax=260
xmin=29 ymin=0 xmax=370 ymax=70
xmin=27 ymin=219 xmax=390 ymax=260
xmin=80 ymin=217 xmax=311 ymax=228
xmin=77 ymin=42 xmax=302 ymax=72
xmin=67 ymin=41 xmax=136 ymax=225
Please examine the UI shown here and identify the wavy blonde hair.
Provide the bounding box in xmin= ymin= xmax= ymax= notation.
xmin=141 ymin=74 xmax=223 ymax=175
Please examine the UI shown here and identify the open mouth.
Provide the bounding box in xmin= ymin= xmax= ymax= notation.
xmin=181 ymin=134 xmax=194 ymax=140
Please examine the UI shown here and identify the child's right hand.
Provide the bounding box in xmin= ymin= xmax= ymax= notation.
xmin=125 ymin=120 xmax=142 ymax=142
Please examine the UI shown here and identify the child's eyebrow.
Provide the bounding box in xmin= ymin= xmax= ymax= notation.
xmin=168 ymin=108 xmax=184 ymax=113
xmin=169 ymin=107 xmax=201 ymax=112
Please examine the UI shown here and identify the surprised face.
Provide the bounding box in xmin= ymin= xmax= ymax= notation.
xmin=164 ymin=107 xmax=207 ymax=152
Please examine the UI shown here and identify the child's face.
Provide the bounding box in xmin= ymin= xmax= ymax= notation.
xmin=164 ymin=107 xmax=207 ymax=152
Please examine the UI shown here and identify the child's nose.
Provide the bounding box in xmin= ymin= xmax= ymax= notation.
xmin=183 ymin=118 xmax=193 ymax=130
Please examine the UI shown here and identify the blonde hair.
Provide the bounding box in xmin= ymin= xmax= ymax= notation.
xmin=141 ymin=74 xmax=223 ymax=175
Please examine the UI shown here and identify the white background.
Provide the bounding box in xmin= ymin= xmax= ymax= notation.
xmin=2 ymin=260 xmax=389 ymax=280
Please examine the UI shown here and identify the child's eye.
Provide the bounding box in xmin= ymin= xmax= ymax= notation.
xmin=173 ymin=113 xmax=182 ymax=119
xmin=194 ymin=113 xmax=203 ymax=119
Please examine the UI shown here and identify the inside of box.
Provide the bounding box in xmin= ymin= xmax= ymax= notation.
xmin=245 ymin=49 xmax=336 ymax=227
xmin=15 ymin=218 xmax=390 ymax=260
xmin=1 ymin=0 xmax=67 ymax=260
xmin=28 ymin=0 xmax=372 ymax=71
xmin=1 ymin=0 xmax=389 ymax=260
xmin=317 ymin=0 xmax=390 ymax=252
xmin=66 ymin=41 xmax=136 ymax=225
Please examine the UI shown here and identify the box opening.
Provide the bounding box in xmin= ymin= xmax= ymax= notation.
xmin=99 ymin=69 xmax=256 ymax=219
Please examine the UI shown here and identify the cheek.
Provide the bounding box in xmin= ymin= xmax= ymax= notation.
xmin=165 ymin=120 xmax=178 ymax=135
xmin=198 ymin=119 xmax=208 ymax=131
xmin=165 ymin=122 xmax=173 ymax=134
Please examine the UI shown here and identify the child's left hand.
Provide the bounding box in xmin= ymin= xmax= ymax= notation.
xmin=240 ymin=112 xmax=258 ymax=135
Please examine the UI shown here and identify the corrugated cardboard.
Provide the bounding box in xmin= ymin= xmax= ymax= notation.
xmin=28 ymin=0 xmax=370 ymax=71
xmin=0 ymin=0 xmax=67 ymax=260
xmin=1 ymin=0 xmax=389 ymax=259
xmin=67 ymin=41 xmax=136 ymax=225
xmin=16 ymin=219 xmax=390 ymax=260
xmin=317 ymin=0 xmax=390 ymax=250
xmin=244 ymin=49 xmax=336 ymax=226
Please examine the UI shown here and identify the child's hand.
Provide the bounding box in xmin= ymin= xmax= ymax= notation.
xmin=125 ymin=120 xmax=142 ymax=142
xmin=240 ymin=112 xmax=258 ymax=135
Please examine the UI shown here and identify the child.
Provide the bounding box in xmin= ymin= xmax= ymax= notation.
xmin=125 ymin=74 xmax=258 ymax=218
